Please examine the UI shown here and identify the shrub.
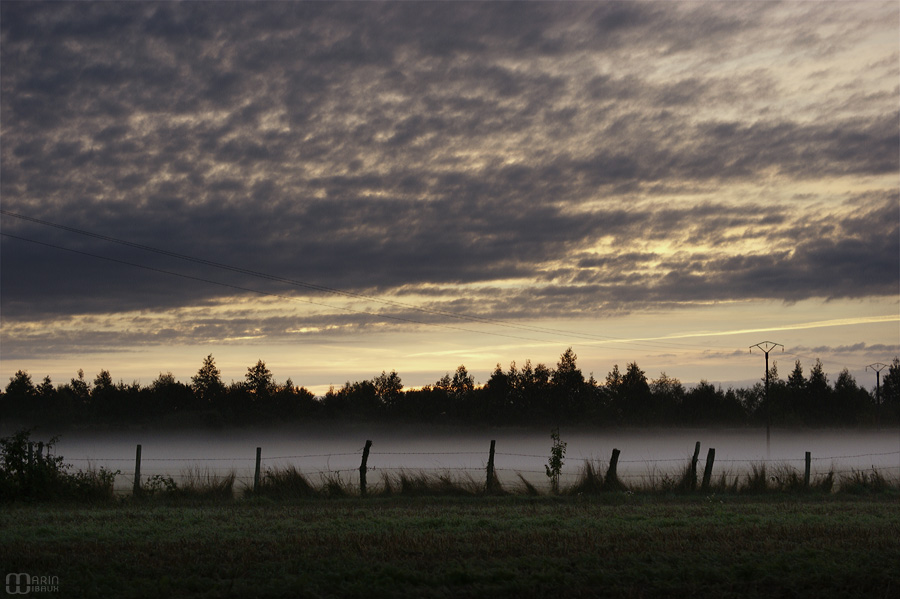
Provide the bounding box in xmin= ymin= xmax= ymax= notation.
xmin=142 ymin=474 xmax=178 ymax=496
xmin=0 ymin=429 xmax=119 ymax=502
xmin=544 ymin=427 xmax=566 ymax=494
xmin=68 ymin=466 xmax=119 ymax=502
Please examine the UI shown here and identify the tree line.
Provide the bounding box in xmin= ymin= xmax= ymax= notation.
xmin=2 ymin=350 xmax=899 ymax=428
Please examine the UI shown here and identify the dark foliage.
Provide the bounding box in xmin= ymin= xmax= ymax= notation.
xmin=0 ymin=429 xmax=118 ymax=502
xmin=1 ymin=351 xmax=896 ymax=428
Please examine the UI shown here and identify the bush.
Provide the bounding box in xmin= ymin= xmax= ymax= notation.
xmin=0 ymin=429 xmax=118 ymax=502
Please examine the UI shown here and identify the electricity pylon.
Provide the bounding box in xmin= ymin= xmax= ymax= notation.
xmin=867 ymin=363 xmax=888 ymax=405
xmin=750 ymin=341 xmax=783 ymax=457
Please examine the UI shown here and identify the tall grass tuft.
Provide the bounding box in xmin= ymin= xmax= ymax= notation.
xmin=602 ymin=465 xmax=628 ymax=493
xmin=176 ymin=467 xmax=236 ymax=501
xmin=139 ymin=468 xmax=235 ymax=502
xmin=380 ymin=470 xmax=481 ymax=497
xmin=769 ymin=464 xmax=806 ymax=493
xmin=742 ymin=463 xmax=769 ymax=494
xmin=252 ymin=465 xmax=318 ymax=499
xmin=379 ymin=471 xmax=396 ymax=496
xmin=320 ymin=472 xmax=352 ymax=498
xmin=840 ymin=468 xmax=891 ymax=494
xmin=813 ymin=470 xmax=835 ymax=493
xmin=568 ymin=461 xmax=605 ymax=495
xmin=516 ymin=474 xmax=540 ymax=496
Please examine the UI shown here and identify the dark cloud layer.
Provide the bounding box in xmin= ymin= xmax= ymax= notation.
xmin=2 ymin=1 xmax=898 ymax=333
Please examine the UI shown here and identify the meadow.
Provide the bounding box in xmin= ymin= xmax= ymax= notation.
xmin=2 ymin=494 xmax=899 ymax=598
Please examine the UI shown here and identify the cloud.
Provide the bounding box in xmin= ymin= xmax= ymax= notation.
xmin=1 ymin=1 xmax=897 ymax=341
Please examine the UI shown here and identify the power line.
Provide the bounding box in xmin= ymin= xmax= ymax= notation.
xmin=0 ymin=209 xmax=712 ymax=352
xmin=0 ymin=232 xmax=550 ymax=345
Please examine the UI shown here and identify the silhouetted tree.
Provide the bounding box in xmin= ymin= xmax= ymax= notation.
xmin=604 ymin=364 xmax=624 ymax=419
xmin=272 ymin=379 xmax=318 ymax=419
xmin=68 ymin=369 xmax=91 ymax=405
xmin=36 ymin=376 xmax=55 ymax=401
xmin=151 ymin=371 xmax=196 ymax=414
xmin=2 ymin=348 xmax=894 ymax=427
xmin=245 ymin=360 xmax=275 ymax=398
xmin=449 ymin=365 xmax=475 ymax=417
xmin=651 ymin=372 xmax=685 ymax=422
xmin=881 ymin=357 xmax=900 ymax=420
xmin=516 ymin=360 xmax=552 ymax=420
xmin=6 ymin=370 xmax=35 ymax=400
xmin=805 ymin=359 xmax=829 ymax=424
xmin=832 ymin=368 xmax=872 ymax=425
xmin=373 ymin=370 xmax=403 ymax=411
xmin=322 ymin=385 xmax=350 ymax=418
xmin=3 ymin=370 xmax=36 ymax=417
xmin=620 ymin=362 xmax=652 ymax=423
xmin=191 ymin=354 xmax=225 ymax=404
xmin=91 ymin=369 xmax=120 ymax=419
xmin=683 ymin=381 xmax=743 ymax=425
xmin=483 ymin=364 xmax=512 ymax=424
xmin=550 ymin=348 xmax=586 ymax=421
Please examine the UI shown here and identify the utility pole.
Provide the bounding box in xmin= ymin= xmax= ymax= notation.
xmin=866 ymin=363 xmax=888 ymax=405
xmin=750 ymin=341 xmax=783 ymax=457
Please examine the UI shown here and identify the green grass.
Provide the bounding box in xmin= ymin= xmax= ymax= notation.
xmin=2 ymin=495 xmax=898 ymax=598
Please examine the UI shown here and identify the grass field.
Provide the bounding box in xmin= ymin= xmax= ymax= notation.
xmin=2 ymin=494 xmax=899 ymax=598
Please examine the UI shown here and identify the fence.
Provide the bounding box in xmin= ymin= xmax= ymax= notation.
xmin=36 ymin=439 xmax=900 ymax=496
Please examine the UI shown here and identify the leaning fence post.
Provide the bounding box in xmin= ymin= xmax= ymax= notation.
xmin=253 ymin=447 xmax=262 ymax=493
xmin=691 ymin=442 xmax=701 ymax=491
xmin=359 ymin=440 xmax=372 ymax=496
xmin=606 ymin=448 xmax=620 ymax=480
xmin=133 ymin=444 xmax=142 ymax=497
xmin=486 ymin=440 xmax=496 ymax=493
xmin=804 ymin=451 xmax=811 ymax=488
xmin=701 ymin=447 xmax=715 ymax=491
xmin=603 ymin=448 xmax=624 ymax=491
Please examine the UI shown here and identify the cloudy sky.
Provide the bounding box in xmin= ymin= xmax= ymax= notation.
xmin=1 ymin=1 xmax=898 ymax=394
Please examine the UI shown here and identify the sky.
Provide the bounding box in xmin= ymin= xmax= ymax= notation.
xmin=1 ymin=1 xmax=898 ymax=396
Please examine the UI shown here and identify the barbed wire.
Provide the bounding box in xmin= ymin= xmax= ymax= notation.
xmin=61 ymin=449 xmax=899 ymax=466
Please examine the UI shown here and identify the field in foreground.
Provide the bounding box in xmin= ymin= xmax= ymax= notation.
xmin=2 ymin=496 xmax=899 ymax=598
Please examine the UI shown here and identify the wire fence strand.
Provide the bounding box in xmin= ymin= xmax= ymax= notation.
xmin=60 ymin=446 xmax=900 ymax=489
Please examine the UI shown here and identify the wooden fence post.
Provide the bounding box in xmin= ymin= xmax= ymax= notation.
xmin=359 ymin=440 xmax=372 ymax=496
xmin=486 ymin=440 xmax=496 ymax=493
xmin=804 ymin=451 xmax=811 ymax=488
xmin=602 ymin=448 xmax=625 ymax=491
xmin=133 ymin=444 xmax=142 ymax=497
xmin=701 ymin=447 xmax=715 ymax=491
xmin=606 ymin=448 xmax=620 ymax=480
xmin=254 ymin=447 xmax=262 ymax=494
xmin=691 ymin=442 xmax=701 ymax=491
